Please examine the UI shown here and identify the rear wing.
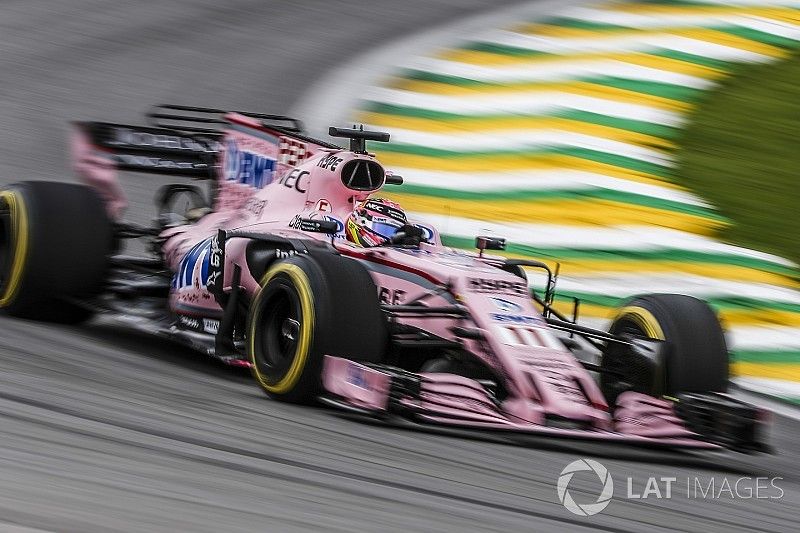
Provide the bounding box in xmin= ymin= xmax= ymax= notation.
xmin=71 ymin=104 xmax=341 ymax=218
xmin=148 ymin=104 xmax=303 ymax=135
xmin=146 ymin=104 xmax=340 ymax=151
xmin=72 ymin=121 xmax=220 ymax=179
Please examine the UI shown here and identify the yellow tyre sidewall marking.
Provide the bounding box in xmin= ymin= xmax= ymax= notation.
xmin=614 ymin=306 xmax=665 ymax=340
xmin=249 ymin=262 xmax=315 ymax=394
xmin=0 ymin=190 xmax=29 ymax=307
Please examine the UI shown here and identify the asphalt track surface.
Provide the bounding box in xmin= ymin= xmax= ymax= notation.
xmin=0 ymin=1 xmax=799 ymax=531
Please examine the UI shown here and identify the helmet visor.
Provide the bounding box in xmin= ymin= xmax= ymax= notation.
xmin=370 ymin=221 xmax=402 ymax=240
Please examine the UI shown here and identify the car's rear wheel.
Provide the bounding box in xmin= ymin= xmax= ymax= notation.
xmin=601 ymin=294 xmax=729 ymax=404
xmin=0 ymin=182 xmax=113 ymax=322
xmin=247 ymin=252 xmax=387 ymax=403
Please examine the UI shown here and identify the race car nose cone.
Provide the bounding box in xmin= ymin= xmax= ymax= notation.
xmin=281 ymin=318 xmax=300 ymax=342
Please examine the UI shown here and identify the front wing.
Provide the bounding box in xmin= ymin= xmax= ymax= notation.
xmin=321 ymin=356 xmax=770 ymax=453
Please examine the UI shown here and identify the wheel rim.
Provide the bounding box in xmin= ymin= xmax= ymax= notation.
xmin=249 ymin=263 xmax=315 ymax=395
xmin=603 ymin=308 xmax=666 ymax=400
xmin=609 ymin=316 xmax=648 ymax=338
xmin=257 ymin=282 xmax=303 ymax=378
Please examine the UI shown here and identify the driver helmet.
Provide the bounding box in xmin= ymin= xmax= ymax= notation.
xmin=345 ymin=198 xmax=407 ymax=247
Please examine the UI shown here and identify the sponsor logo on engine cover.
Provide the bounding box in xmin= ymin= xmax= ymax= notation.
xmin=278 ymin=168 xmax=310 ymax=193
xmin=317 ymin=154 xmax=343 ymax=171
xmin=224 ymin=138 xmax=276 ymax=188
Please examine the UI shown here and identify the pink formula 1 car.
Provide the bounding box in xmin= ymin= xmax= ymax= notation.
xmin=0 ymin=105 xmax=769 ymax=452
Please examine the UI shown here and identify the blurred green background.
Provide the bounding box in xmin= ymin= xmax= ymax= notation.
xmin=676 ymin=52 xmax=800 ymax=269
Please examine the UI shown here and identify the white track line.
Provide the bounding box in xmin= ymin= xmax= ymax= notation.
xmin=379 ymin=127 xmax=672 ymax=165
xmin=412 ymin=212 xmax=796 ymax=267
xmin=481 ymin=30 xmax=775 ymax=61
xmin=384 ymin=167 xmax=709 ymax=206
xmin=363 ymin=87 xmax=685 ymax=125
xmin=403 ymin=56 xmax=716 ymax=87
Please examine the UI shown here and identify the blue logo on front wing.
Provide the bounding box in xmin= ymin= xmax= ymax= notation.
xmin=489 ymin=297 xmax=522 ymax=313
xmin=347 ymin=364 xmax=368 ymax=389
xmin=224 ymin=139 xmax=276 ymax=189
xmin=172 ymin=238 xmax=213 ymax=289
xmin=490 ymin=313 xmax=543 ymax=325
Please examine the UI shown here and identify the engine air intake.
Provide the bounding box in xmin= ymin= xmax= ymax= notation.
xmin=340 ymin=160 xmax=385 ymax=191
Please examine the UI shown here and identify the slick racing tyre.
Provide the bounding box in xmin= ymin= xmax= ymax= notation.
xmin=601 ymin=294 xmax=728 ymax=403
xmin=0 ymin=182 xmax=113 ymax=322
xmin=248 ymin=252 xmax=387 ymax=403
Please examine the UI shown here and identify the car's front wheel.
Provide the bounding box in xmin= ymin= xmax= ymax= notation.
xmin=247 ymin=252 xmax=387 ymax=403
xmin=601 ymin=293 xmax=729 ymax=404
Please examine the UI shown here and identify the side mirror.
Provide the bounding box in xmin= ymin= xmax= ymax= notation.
xmin=475 ymin=236 xmax=506 ymax=252
xmin=385 ymin=174 xmax=403 ymax=185
xmin=299 ymin=218 xmax=339 ymax=234
xmin=389 ymin=224 xmax=426 ymax=246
